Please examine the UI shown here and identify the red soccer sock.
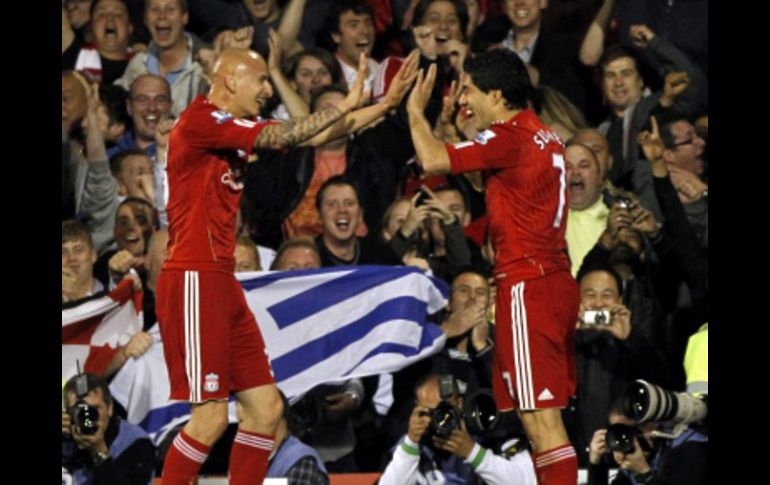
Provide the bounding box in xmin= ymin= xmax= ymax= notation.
xmin=162 ymin=430 xmax=211 ymax=484
xmin=228 ymin=429 xmax=275 ymax=485
xmin=533 ymin=444 xmax=578 ymax=485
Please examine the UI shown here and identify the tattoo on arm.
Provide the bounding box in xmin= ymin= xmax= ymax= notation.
xmin=254 ymin=106 xmax=345 ymax=149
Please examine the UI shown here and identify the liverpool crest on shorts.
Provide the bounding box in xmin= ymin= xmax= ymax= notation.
xmin=204 ymin=373 xmax=220 ymax=392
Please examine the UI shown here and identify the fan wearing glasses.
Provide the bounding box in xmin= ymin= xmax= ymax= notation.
xmin=658 ymin=116 xmax=708 ymax=248
xmin=108 ymin=74 xmax=173 ymax=159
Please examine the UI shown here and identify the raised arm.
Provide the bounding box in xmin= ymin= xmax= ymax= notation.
xmin=276 ymin=0 xmax=308 ymax=56
xmin=252 ymin=53 xmax=367 ymax=151
xmin=299 ymin=50 xmax=421 ymax=146
xmin=407 ymin=64 xmax=451 ymax=174
xmin=579 ymin=0 xmax=615 ymax=66
xmin=267 ymin=29 xmax=310 ymax=118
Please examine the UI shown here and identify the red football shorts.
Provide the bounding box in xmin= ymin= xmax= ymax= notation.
xmin=492 ymin=270 xmax=579 ymax=411
xmin=156 ymin=269 xmax=274 ymax=402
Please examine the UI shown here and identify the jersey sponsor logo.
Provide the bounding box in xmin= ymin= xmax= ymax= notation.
xmin=473 ymin=129 xmax=497 ymax=145
xmin=533 ymin=129 xmax=563 ymax=150
xmin=233 ymin=118 xmax=258 ymax=128
xmin=221 ymin=168 xmax=245 ymax=191
xmin=211 ymin=110 xmax=233 ymax=124
xmin=452 ymin=141 xmax=474 ymax=149
xmin=204 ymin=373 xmax=220 ymax=392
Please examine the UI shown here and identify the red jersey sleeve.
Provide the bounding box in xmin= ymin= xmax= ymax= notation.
xmin=180 ymin=101 xmax=280 ymax=155
xmin=446 ymin=125 xmax=523 ymax=174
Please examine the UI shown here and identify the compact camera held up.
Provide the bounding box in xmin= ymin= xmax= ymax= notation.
xmin=582 ymin=309 xmax=611 ymax=325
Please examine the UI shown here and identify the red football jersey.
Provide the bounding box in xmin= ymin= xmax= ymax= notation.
xmin=163 ymin=95 xmax=277 ymax=272
xmin=447 ymin=110 xmax=570 ymax=280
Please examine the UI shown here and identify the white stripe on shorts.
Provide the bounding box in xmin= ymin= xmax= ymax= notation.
xmin=185 ymin=271 xmax=201 ymax=402
xmin=511 ymin=281 xmax=535 ymax=409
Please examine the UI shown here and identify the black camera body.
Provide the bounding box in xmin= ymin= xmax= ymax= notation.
xmin=421 ymin=401 xmax=463 ymax=440
xmin=415 ymin=187 xmax=430 ymax=207
xmin=69 ymin=401 xmax=100 ymax=435
xmin=420 ymin=375 xmax=463 ymax=443
xmin=69 ymin=373 xmax=100 ymax=435
xmin=605 ymin=423 xmax=641 ymax=454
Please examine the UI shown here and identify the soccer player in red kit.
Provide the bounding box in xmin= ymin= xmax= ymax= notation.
xmin=155 ymin=48 xmax=419 ymax=484
xmin=406 ymin=49 xmax=579 ymax=484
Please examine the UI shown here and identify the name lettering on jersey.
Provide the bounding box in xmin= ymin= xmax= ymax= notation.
xmin=533 ymin=129 xmax=563 ymax=150
xmin=474 ymin=129 xmax=497 ymax=145
xmin=211 ymin=110 xmax=233 ymax=124
xmin=453 ymin=141 xmax=474 ymax=149
xmin=221 ymin=167 xmax=245 ymax=191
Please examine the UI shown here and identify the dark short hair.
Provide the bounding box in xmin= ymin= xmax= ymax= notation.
xmin=325 ymin=0 xmax=374 ymax=35
xmin=62 ymin=220 xmax=94 ymax=249
xmin=101 ymin=84 xmax=130 ymax=127
xmin=599 ymin=45 xmax=640 ymax=74
xmin=434 ymin=185 xmax=468 ymax=212
xmin=658 ymin=114 xmax=692 ymax=149
xmin=576 ymin=263 xmax=624 ymax=296
xmin=63 ymin=373 xmax=114 ymax=408
xmin=413 ymin=0 xmax=469 ymax=41
xmin=110 ymin=148 xmax=150 ymax=177
xmin=309 ymin=83 xmax=349 ymax=113
xmin=463 ymin=49 xmax=533 ymax=110
xmin=315 ymin=175 xmax=362 ymax=211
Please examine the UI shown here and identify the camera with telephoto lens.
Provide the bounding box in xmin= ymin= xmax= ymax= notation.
xmin=583 ymin=310 xmax=611 ymax=325
xmin=622 ymin=380 xmax=707 ymax=426
xmin=69 ymin=374 xmax=100 ymax=435
xmin=620 ymin=380 xmax=708 ymax=439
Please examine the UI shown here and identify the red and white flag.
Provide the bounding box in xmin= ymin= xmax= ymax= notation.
xmin=62 ymin=279 xmax=143 ymax=381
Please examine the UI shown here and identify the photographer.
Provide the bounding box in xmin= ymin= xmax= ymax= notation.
xmin=571 ymin=263 xmax=670 ymax=465
xmin=380 ymin=374 xmax=536 ymax=485
xmin=62 ymin=373 xmax=155 ymax=485
xmin=586 ymin=399 xmax=707 ymax=485
xmin=382 ymin=185 xmax=472 ymax=283
xmin=383 ymin=270 xmax=493 ymax=451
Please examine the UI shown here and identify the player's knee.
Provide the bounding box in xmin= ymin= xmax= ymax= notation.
xmin=520 ymin=408 xmax=566 ymax=443
xmin=187 ymin=407 xmax=230 ymax=445
xmin=241 ymin=387 xmax=283 ymax=431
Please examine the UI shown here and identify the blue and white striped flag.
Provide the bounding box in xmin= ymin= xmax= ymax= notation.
xmin=111 ymin=265 xmax=449 ymax=444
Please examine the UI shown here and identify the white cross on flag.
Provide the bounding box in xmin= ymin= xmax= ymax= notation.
xmin=62 ymin=279 xmax=143 ymax=381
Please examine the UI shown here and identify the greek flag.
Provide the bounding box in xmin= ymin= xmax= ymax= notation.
xmin=110 ymin=266 xmax=449 ymax=444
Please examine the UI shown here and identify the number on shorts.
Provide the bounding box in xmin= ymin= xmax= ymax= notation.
xmin=502 ymin=371 xmax=515 ymax=399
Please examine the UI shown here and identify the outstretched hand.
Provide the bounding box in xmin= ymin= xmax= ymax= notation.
xmin=407 ymin=64 xmax=437 ymax=116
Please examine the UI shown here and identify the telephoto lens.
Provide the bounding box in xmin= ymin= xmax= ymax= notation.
xmin=623 ymin=380 xmax=707 ymax=426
